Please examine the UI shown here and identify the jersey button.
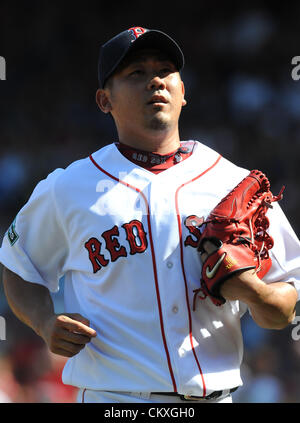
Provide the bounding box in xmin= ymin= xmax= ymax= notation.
xmin=179 ymin=348 xmax=186 ymax=357
xmin=167 ymin=261 xmax=173 ymax=268
xmin=172 ymin=305 xmax=178 ymax=314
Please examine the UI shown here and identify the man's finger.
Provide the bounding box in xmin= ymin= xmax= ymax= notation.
xmin=53 ymin=338 xmax=86 ymax=355
xmin=200 ymin=240 xmax=219 ymax=263
xmin=52 ymin=347 xmax=79 ymax=358
xmin=56 ymin=315 xmax=97 ymax=337
xmin=202 ymin=240 xmax=218 ymax=254
xmin=65 ymin=313 xmax=91 ymax=326
xmin=56 ymin=326 xmax=93 ymax=345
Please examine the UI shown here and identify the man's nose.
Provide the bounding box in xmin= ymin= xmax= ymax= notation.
xmin=147 ymin=75 xmax=166 ymax=91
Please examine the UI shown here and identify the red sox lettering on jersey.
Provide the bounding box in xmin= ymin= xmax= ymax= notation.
xmin=85 ymin=215 xmax=203 ymax=273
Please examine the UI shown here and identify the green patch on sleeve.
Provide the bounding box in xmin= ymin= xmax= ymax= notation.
xmin=7 ymin=218 xmax=19 ymax=246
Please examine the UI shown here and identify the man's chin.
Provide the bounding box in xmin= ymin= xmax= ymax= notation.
xmin=147 ymin=114 xmax=170 ymax=131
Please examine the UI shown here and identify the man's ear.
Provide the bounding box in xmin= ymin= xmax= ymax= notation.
xmin=181 ymin=81 xmax=187 ymax=106
xmin=96 ymin=89 xmax=112 ymax=113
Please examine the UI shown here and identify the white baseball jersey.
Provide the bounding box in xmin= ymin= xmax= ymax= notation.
xmin=1 ymin=140 xmax=300 ymax=397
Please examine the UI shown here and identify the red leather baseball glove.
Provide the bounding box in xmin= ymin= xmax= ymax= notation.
xmin=194 ymin=170 xmax=284 ymax=307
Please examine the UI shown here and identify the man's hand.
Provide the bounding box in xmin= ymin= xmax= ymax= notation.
xmin=40 ymin=313 xmax=97 ymax=358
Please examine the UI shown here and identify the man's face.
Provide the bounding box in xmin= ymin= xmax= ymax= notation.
xmin=97 ymin=48 xmax=186 ymax=137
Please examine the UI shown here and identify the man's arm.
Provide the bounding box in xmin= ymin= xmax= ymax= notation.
xmin=220 ymin=269 xmax=297 ymax=329
xmin=2 ymin=266 xmax=97 ymax=357
xmin=202 ymin=240 xmax=297 ymax=329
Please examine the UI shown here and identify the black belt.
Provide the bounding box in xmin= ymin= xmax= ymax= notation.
xmin=152 ymin=387 xmax=238 ymax=401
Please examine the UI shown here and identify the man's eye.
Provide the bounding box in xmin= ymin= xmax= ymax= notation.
xmin=160 ymin=67 xmax=173 ymax=75
xmin=129 ymin=69 xmax=143 ymax=76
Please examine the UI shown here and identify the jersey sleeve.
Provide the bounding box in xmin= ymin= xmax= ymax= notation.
xmin=263 ymin=201 xmax=300 ymax=299
xmin=0 ymin=168 xmax=68 ymax=293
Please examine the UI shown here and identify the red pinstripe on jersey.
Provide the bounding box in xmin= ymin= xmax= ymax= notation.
xmin=89 ymin=153 xmax=178 ymax=392
xmin=174 ymin=154 xmax=222 ymax=397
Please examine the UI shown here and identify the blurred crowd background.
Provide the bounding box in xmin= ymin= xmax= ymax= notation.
xmin=1 ymin=0 xmax=300 ymax=403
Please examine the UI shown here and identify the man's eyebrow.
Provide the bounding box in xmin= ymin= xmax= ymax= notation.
xmin=123 ymin=53 xmax=176 ymax=67
xmin=114 ymin=52 xmax=178 ymax=76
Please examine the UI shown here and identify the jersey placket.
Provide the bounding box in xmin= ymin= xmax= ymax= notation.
xmin=89 ymin=153 xmax=179 ymax=391
xmin=147 ymin=176 xmax=204 ymax=395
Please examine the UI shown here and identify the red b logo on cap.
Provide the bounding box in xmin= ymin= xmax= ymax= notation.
xmin=128 ymin=27 xmax=146 ymax=40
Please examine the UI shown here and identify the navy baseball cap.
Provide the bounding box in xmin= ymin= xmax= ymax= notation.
xmin=98 ymin=26 xmax=185 ymax=88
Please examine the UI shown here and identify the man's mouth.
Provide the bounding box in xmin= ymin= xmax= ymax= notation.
xmin=147 ymin=95 xmax=168 ymax=105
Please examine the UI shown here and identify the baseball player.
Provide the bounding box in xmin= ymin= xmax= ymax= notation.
xmin=1 ymin=27 xmax=300 ymax=404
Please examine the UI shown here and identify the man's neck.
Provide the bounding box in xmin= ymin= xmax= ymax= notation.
xmin=116 ymin=140 xmax=195 ymax=175
xmin=117 ymin=128 xmax=181 ymax=154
